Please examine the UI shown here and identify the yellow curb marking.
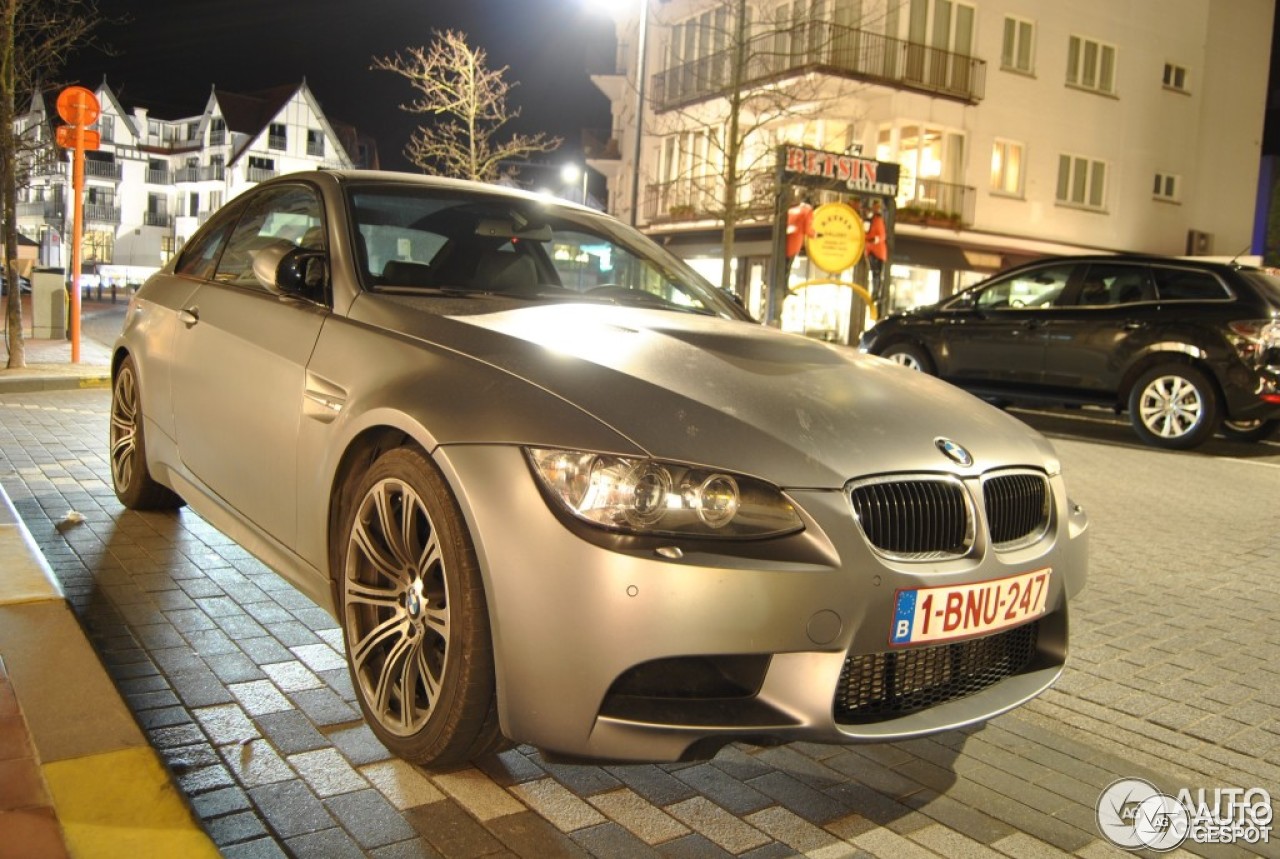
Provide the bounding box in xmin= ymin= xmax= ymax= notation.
xmin=42 ymin=747 xmax=219 ymax=859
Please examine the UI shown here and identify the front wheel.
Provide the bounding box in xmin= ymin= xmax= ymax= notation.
xmin=1220 ymin=418 xmax=1279 ymax=443
xmin=110 ymin=356 xmax=184 ymax=509
xmin=879 ymin=342 xmax=935 ymax=374
xmin=1127 ymin=364 xmax=1220 ymax=449
xmin=336 ymin=447 xmax=505 ymax=767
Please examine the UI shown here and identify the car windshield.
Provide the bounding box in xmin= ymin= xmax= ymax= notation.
xmin=347 ymin=185 xmax=747 ymax=320
xmin=1241 ymin=270 xmax=1280 ymax=305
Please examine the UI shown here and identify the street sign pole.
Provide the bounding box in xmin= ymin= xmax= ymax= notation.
xmin=55 ymin=86 xmax=102 ymax=365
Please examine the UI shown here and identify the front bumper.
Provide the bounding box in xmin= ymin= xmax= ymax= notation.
xmin=436 ymin=445 xmax=1089 ymax=763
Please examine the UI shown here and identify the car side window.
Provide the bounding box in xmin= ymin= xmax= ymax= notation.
xmin=1073 ymin=264 xmax=1157 ymax=306
xmin=173 ymin=205 xmax=242 ymax=280
xmin=975 ymin=264 xmax=1075 ymax=310
xmin=214 ymin=185 xmax=324 ymax=290
xmin=1152 ymin=267 xmax=1231 ymax=301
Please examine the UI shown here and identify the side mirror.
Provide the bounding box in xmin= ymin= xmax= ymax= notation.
xmin=252 ymin=241 xmax=327 ymax=299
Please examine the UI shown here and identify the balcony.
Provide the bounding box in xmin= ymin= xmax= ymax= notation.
xmin=175 ymin=165 xmax=226 ymax=182
xmin=268 ymin=134 xmax=287 ymax=151
xmin=143 ymin=211 xmax=173 ymax=228
xmin=306 ymin=141 xmax=325 ymax=157
xmin=246 ymin=166 xmax=278 ymax=183
xmin=84 ymin=160 xmax=123 ymax=180
xmin=643 ymin=169 xmax=776 ymax=224
xmin=145 ymin=168 xmax=172 ymax=184
xmin=652 ymin=21 xmax=986 ymax=112
xmin=583 ymin=128 xmax=620 ymax=161
xmin=17 ymin=200 xmax=64 ymax=221
xmin=895 ymin=178 xmax=975 ymax=228
xmin=84 ymin=204 xmax=121 ymax=224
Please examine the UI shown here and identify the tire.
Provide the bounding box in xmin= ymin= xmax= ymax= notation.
xmin=336 ymin=446 xmax=505 ymax=767
xmin=110 ymin=356 xmax=185 ymax=509
xmin=880 ymin=341 xmax=935 ymax=374
xmin=1127 ymin=364 xmax=1220 ymax=450
xmin=1220 ymin=418 xmax=1279 ymax=443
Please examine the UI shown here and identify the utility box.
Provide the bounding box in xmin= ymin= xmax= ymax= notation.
xmin=32 ymin=271 xmax=66 ymax=339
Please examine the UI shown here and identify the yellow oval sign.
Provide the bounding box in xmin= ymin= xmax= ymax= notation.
xmin=805 ymin=202 xmax=865 ymax=274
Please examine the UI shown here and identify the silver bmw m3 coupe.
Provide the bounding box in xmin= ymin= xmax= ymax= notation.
xmin=110 ymin=170 xmax=1088 ymax=766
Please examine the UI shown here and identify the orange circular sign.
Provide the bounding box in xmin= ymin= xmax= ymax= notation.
xmin=56 ymin=86 xmax=101 ymax=127
xmin=805 ymin=202 xmax=866 ymax=274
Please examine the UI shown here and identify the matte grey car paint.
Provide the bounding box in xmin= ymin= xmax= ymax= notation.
xmin=115 ymin=170 xmax=1088 ymax=762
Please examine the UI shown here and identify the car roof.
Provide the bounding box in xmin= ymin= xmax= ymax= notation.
xmin=1015 ymin=253 xmax=1261 ymax=275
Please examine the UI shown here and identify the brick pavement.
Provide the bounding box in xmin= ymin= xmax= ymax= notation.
xmin=0 ymin=389 xmax=1277 ymax=858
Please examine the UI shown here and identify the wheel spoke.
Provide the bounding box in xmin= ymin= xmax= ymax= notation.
xmin=350 ymin=612 xmax=406 ymax=668
xmin=423 ymin=605 xmax=449 ymax=639
xmin=371 ymin=629 xmax=417 ymax=722
xmin=417 ymin=643 xmax=442 ymax=704
xmin=351 ymin=516 xmax=409 ymax=587
xmin=344 ymin=578 xmax=400 ymax=609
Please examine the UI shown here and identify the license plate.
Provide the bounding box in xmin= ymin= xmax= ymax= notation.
xmin=890 ymin=568 xmax=1051 ymax=646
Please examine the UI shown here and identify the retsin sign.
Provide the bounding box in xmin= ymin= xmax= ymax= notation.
xmin=780 ymin=145 xmax=900 ymax=196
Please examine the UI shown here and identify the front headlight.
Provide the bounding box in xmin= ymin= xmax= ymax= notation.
xmin=526 ymin=448 xmax=803 ymax=539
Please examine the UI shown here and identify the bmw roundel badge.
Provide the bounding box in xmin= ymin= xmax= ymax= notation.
xmin=935 ymin=437 xmax=973 ymax=467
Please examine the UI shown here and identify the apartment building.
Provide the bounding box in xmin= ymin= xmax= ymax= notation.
xmin=590 ymin=0 xmax=1273 ymax=342
xmin=14 ymin=79 xmax=370 ymax=287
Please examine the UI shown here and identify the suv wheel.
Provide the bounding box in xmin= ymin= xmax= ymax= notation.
xmin=880 ymin=342 xmax=935 ymax=374
xmin=1127 ymin=364 xmax=1220 ymax=449
xmin=1220 ymin=419 xmax=1279 ymax=443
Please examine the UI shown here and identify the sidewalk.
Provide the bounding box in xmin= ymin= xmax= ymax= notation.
xmin=0 ymin=300 xmax=119 ymax=393
xmin=0 ymin=303 xmax=216 ymax=856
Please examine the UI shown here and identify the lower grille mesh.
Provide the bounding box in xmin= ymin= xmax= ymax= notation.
xmin=834 ymin=622 xmax=1040 ymax=723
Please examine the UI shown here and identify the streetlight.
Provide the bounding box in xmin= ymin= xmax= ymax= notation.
xmin=588 ymin=0 xmax=648 ymax=226
xmin=561 ymin=163 xmax=590 ymax=205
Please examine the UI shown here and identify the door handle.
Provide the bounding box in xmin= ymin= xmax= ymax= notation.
xmin=178 ymin=308 xmax=199 ymax=328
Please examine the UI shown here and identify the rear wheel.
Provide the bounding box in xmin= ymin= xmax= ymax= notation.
xmin=110 ymin=356 xmax=184 ymax=509
xmin=337 ymin=446 xmax=505 ymax=767
xmin=1220 ymin=418 xmax=1279 ymax=443
xmin=880 ymin=342 xmax=935 ymax=374
xmin=1127 ymin=364 xmax=1220 ymax=449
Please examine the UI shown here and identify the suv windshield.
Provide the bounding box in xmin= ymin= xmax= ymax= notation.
xmin=348 ymin=186 xmax=747 ymax=320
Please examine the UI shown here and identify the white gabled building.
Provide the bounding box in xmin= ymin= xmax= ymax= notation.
xmin=591 ymin=0 xmax=1274 ymax=341
xmin=15 ymin=79 xmax=367 ymax=286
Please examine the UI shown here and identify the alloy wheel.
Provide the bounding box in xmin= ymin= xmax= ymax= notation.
xmin=109 ymin=363 xmax=140 ymax=491
xmin=1137 ymin=374 xmax=1204 ymax=439
xmin=344 ymin=477 xmax=449 ymax=737
xmin=888 ymin=352 xmax=923 ymax=371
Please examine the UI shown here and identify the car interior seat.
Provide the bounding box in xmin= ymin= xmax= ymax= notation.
xmin=473 ymin=249 xmax=538 ymax=293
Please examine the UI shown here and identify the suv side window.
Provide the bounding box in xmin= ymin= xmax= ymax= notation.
xmin=1152 ymin=267 xmax=1231 ymax=301
xmin=1073 ymin=263 xmax=1157 ymax=306
xmin=214 ymin=185 xmax=324 ymax=290
xmin=972 ymin=263 xmax=1075 ymax=310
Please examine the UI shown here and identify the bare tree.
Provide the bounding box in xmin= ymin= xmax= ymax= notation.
xmin=1 ymin=0 xmax=100 ymax=368
xmin=644 ymin=0 xmax=885 ymax=292
xmin=373 ymin=30 xmax=561 ymax=183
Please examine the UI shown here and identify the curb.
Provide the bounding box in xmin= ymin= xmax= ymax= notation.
xmin=0 ymin=484 xmax=219 ymax=857
xmin=0 ymin=374 xmax=112 ymax=394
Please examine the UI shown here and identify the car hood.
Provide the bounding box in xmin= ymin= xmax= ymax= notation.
xmin=353 ymin=295 xmax=1057 ymax=487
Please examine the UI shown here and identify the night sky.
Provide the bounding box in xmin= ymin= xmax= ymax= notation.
xmin=58 ymin=0 xmax=618 ymax=172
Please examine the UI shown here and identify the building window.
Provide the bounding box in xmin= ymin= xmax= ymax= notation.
xmin=1066 ymin=35 xmax=1116 ymax=95
xmin=190 ymin=192 xmax=200 ymax=217
xmin=1163 ymin=62 xmax=1189 ymax=92
xmin=306 ymin=129 xmax=325 ymax=157
xmin=1056 ymin=154 xmax=1107 ymax=210
xmin=1001 ymin=16 xmax=1034 ymax=74
xmin=990 ymin=139 xmax=1024 ymax=196
xmin=268 ymin=122 xmax=287 ymax=150
xmin=210 ymin=117 xmax=226 ymax=145
xmin=1153 ymin=172 xmax=1180 ymax=202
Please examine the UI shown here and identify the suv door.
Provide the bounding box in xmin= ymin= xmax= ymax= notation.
xmin=1039 ymin=262 xmax=1158 ymax=393
xmin=935 ymin=262 xmax=1077 ymax=389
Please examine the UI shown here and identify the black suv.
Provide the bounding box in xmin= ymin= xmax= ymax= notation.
xmin=859 ymin=255 xmax=1280 ymax=449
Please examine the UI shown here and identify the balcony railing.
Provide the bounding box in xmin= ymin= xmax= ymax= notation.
xmin=17 ymin=200 xmax=64 ymax=221
xmin=175 ymin=165 xmax=226 ymax=182
xmin=84 ymin=204 xmax=121 ymax=224
xmin=210 ymin=129 xmax=226 ymax=145
xmin=583 ymin=128 xmax=620 ymax=160
xmin=246 ymin=166 xmax=278 ymax=182
xmin=84 ymin=160 xmax=123 ymax=180
xmin=896 ymin=178 xmax=976 ymax=228
xmin=306 ymin=141 xmax=325 ymax=157
xmin=643 ymin=169 xmax=776 ymax=224
xmin=143 ymin=211 xmax=172 ymax=228
xmin=652 ymin=21 xmax=985 ymax=111
xmin=145 ymin=168 xmax=172 ymax=184
xmin=268 ymin=134 xmax=287 ymax=151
